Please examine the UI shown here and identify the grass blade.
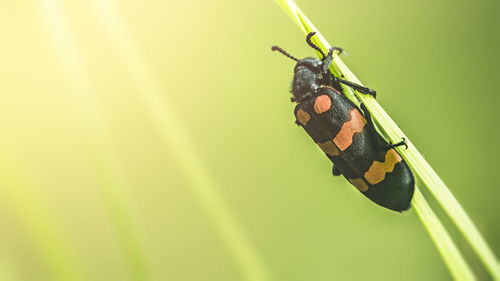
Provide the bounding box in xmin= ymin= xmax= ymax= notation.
xmin=274 ymin=0 xmax=499 ymax=279
xmin=413 ymin=188 xmax=475 ymax=281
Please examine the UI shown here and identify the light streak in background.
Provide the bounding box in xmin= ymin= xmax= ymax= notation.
xmin=39 ymin=0 xmax=151 ymax=280
xmin=90 ymin=1 xmax=270 ymax=280
xmin=0 ymin=148 xmax=84 ymax=281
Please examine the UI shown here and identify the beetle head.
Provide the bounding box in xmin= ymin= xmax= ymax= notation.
xmin=291 ymin=58 xmax=324 ymax=102
xmin=272 ymin=32 xmax=333 ymax=102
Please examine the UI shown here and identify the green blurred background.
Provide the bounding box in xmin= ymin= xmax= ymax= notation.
xmin=0 ymin=0 xmax=499 ymax=280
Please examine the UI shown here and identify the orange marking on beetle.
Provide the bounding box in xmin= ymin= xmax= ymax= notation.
xmin=313 ymin=95 xmax=331 ymax=114
xmin=317 ymin=140 xmax=339 ymax=156
xmin=348 ymin=178 xmax=369 ymax=192
xmin=320 ymin=85 xmax=341 ymax=95
xmin=296 ymin=109 xmax=311 ymax=126
xmin=364 ymin=149 xmax=403 ymax=185
xmin=333 ymin=109 xmax=366 ymax=151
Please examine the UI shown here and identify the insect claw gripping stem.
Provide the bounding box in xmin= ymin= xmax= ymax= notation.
xmin=329 ymin=46 xmax=344 ymax=55
xmin=386 ymin=138 xmax=408 ymax=150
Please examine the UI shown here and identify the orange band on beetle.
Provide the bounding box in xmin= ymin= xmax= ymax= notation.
xmin=296 ymin=109 xmax=311 ymax=126
xmin=313 ymin=95 xmax=331 ymax=114
xmin=364 ymin=149 xmax=402 ymax=185
xmin=317 ymin=140 xmax=339 ymax=156
xmin=333 ymin=109 xmax=366 ymax=151
xmin=348 ymin=178 xmax=369 ymax=192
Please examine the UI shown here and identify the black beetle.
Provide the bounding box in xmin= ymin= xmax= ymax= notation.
xmin=272 ymin=32 xmax=414 ymax=212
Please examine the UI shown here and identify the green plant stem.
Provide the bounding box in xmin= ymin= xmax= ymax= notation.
xmin=413 ymin=188 xmax=475 ymax=281
xmin=334 ymin=41 xmax=499 ymax=279
xmin=275 ymin=0 xmax=499 ymax=279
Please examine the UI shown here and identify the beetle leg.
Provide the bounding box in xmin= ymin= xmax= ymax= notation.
xmin=322 ymin=47 xmax=343 ymax=74
xmin=332 ymin=165 xmax=342 ymax=176
xmin=360 ymin=103 xmax=388 ymax=146
xmin=361 ymin=103 xmax=407 ymax=150
xmin=359 ymin=103 xmax=372 ymax=124
xmin=333 ymin=77 xmax=377 ymax=98
xmin=385 ymin=138 xmax=408 ymax=150
xmin=360 ymin=103 xmax=382 ymax=136
xmin=322 ymin=54 xmax=333 ymax=74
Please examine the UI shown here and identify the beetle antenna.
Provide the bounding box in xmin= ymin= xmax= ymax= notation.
xmin=271 ymin=46 xmax=299 ymax=61
xmin=306 ymin=32 xmax=325 ymax=59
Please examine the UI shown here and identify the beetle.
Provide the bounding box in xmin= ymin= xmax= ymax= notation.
xmin=272 ymin=32 xmax=414 ymax=212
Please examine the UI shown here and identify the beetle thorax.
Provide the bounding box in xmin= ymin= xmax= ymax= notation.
xmin=291 ymin=58 xmax=324 ymax=102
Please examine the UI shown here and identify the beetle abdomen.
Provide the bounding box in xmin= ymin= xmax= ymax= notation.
xmin=366 ymin=160 xmax=414 ymax=211
xmin=295 ymin=86 xmax=414 ymax=211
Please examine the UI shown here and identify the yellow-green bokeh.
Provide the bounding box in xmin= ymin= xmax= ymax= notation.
xmin=0 ymin=0 xmax=499 ymax=280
